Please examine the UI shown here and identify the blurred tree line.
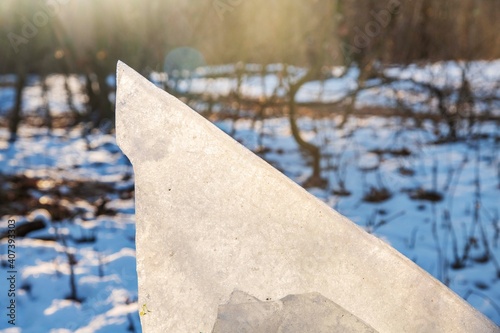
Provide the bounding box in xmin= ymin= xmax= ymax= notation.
xmin=0 ymin=0 xmax=499 ymax=142
xmin=2 ymin=0 xmax=498 ymax=73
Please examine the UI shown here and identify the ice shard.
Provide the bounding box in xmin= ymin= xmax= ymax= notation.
xmin=115 ymin=61 xmax=499 ymax=333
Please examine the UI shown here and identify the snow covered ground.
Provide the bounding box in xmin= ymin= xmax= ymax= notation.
xmin=0 ymin=127 xmax=138 ymax=332
xmin=163 ymin=60 xmax=500 ymax=115
xmin=0 ymin=61 xmax=499 ymax=331
xmin=0 ymin=116 xmax=499 ymax=332
xmin=2 ymin=60 xmax=499 ymax=119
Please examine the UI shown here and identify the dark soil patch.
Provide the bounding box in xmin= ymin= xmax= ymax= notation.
xmin=398 ymin=167 xmax=415 ymax=176
xmin=332 ymin=188 xmax=352 ymax=196
xmin=370 ymin=147 xmax=412 ymax=157
xmin=363 ymin=187 xmax=392 ymax=203
xmin=0 ymin=173 xmax=129 ymax=221
xmin=303 ymin=175 xmax=328 ymax=189
xmin=408 ymin=188 xmax=443 ymax=202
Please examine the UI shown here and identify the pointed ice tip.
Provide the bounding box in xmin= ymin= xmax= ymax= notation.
xmin=115 ymin=60 xmax=145 ymax=161
xmin=115 ymin=60 xmax=213 ymax=165
xmin=116 ymin=61 xmax=136 ymax=87
xmin=116 ymin=60 xmax=131 ymax=71
xmin=116 ymin=60 xmax=125 ymax=78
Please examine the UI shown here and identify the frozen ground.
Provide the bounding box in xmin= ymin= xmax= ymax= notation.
xmin=0 ymin=115 xmax=499 ymax=332
xmin=0 ymin=60 xmax=499 ymax=331
xmin=0 ymin=127 xmax=138 ymax=333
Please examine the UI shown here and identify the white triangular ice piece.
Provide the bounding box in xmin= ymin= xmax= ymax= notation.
xmin=116 ymin=61 xmax=499 ymax=333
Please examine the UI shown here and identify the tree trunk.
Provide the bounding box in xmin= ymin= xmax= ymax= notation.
xmin=9 ymin=68 xmax=27 ymax=142
xmin=287 ymin=69 xmax=324 ymax=184
xmin=95 ymin=69 xmax=113 ymax=125
xmin=41 ymin=75 xmax=53 ymax=132
xmin=85 ymin=73 xmax=99 ymax=121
